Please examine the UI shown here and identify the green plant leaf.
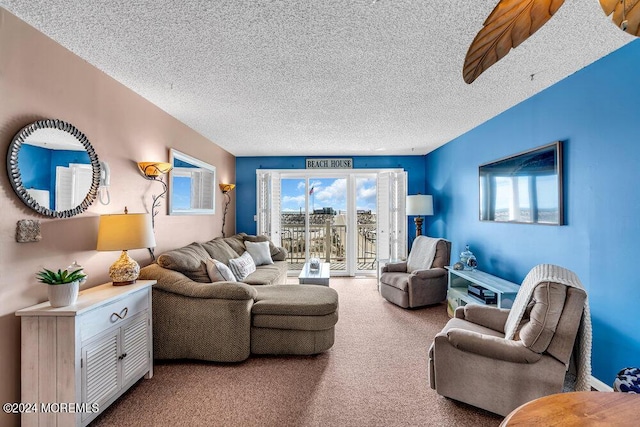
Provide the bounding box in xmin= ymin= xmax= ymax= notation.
xmin=36 ymin=267 xmax=86 ymax=284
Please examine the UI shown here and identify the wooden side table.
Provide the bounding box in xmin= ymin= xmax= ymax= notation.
xmin=501 ymin=391 xmax=640 ymax=426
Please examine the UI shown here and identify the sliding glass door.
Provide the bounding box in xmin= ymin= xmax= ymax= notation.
xmin=279 ymin=176 xmax=350 ymax=274
xmin=257 ymin=169 xmax=406 ymax=276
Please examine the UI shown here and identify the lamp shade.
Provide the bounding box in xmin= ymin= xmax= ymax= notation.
xmin=406 ymin=195 xmax=434 ymax=216
xmin=137 ymin=162 xmax=172 ymax=178
xmin=97 ymin=213 xmax=156 ymax=251
xmin=219 ymin=183 xmax=236 ymax=193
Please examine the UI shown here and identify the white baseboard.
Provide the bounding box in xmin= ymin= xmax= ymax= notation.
xmin=590 ymin=375 xmax=613 ymax=391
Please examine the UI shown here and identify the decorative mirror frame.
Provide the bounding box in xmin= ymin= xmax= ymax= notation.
xmin=168 ymin=149 xmax=216 ymax=215
xmin=7 ymin=119 xmax=101 ymax=218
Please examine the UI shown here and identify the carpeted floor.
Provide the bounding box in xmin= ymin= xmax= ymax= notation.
xmin=92 ymin=278 xmax=503 ymax=426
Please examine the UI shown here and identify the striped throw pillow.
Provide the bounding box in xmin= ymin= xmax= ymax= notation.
xmin=227 ymin=251 xmax=256 ymax=281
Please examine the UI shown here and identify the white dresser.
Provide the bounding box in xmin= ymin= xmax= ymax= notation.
xmin=16 ymin=280 xmax=155 ymax=427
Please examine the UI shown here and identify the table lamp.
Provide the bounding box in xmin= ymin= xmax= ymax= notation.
xmin=406 ymin=194 xmax=434 ymax=237
xmin=97 ymin=208 xmax=156 ymax=285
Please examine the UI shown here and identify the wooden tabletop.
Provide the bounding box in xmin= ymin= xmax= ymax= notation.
xmin=501 ymin=391 xmax=640 ymax=426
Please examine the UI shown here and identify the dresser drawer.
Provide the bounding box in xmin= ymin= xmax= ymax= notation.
xmin=80 ymin=289 xmax=149 ymax=342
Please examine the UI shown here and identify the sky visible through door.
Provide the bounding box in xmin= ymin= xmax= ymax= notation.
xmin=281 ymin=177 xmax=376 ymax=213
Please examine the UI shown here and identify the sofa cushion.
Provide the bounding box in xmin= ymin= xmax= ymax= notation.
xmin=253 ymin=285 xmax=339 ymax=316
xmin=205 ymin=258 xmax=237 ymax=282
xmin=239 ymin=261 xmax=287 ymax=286
xmin=516 ymin=282 xmax=567 ymax=353
xmin=253 ymin=311 xmax=339 ymax=331
xmin=157 ymin=242 xmax=210 ymax=283
xmin=380 ymin=272 xmax=410 ymax=292
xmin=220 ymin=233 xmax=247 ymax=256
xmin=201 ymin=239 xmax=240 ymax=265
xmin=140 ymin=263 xmax=256 ymax=300
xmin=271 ymin=247 xmax=288 ymax=262
xmin=245 ymin=241 xmax=274 ymax=266
xmin=228 ymin=252 xmax=257 ymax=281
xmin=243 ymin=234 xmax=287 ymax=261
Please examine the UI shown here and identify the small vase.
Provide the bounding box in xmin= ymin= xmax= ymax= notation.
xmin=66 ymin=260 xmax=87 ymax=284
xmin=460 ymin=245 xmax=478 ymax=271
xmin=48 ymin=280 xmax=79 ymax=308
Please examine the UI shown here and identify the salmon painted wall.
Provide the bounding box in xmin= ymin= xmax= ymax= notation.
xmin=0 ymin=9 xmax=235 ymax=425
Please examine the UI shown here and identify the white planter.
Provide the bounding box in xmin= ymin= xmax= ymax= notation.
xmin=47 ymin=280 xmax=79 ymax=307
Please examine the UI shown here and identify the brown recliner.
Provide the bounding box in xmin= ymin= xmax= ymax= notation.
xmin=428 ymin=265 xmax=588 ymax=416
xmin=379 ymin=237 xmax=451 ymax=308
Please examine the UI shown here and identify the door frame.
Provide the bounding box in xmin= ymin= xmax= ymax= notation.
xmin=256 ymin=168 xmax=406 ymax=276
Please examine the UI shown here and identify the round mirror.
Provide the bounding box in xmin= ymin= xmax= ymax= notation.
xmin=7 ymin=119 xmax=100 ymax=218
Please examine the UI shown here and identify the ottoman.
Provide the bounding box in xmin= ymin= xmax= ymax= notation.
xmin=251 ymin=285 xmax=339 ymax=355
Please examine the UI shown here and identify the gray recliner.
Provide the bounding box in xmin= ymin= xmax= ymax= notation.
xmin=428 ymin=265 xmax=589 ymax=416
xmin=379 ymin=237 xmax=451 ymax=308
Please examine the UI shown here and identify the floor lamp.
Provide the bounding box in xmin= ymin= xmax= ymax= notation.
xmin=406 ymin=194 xmax=434 ymax=237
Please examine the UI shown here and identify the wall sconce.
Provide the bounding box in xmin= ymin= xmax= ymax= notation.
xmin=137 ymin=162 xmax=173 ymax=229
xmin=96 ymin=207 xmax=156 ymax=285
xmin=406 ymin=194 xmax=434 ymax=237
xmin=219 ymin=183 xmax=235 ymax=237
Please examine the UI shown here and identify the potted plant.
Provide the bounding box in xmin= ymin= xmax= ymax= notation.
xmin=36 ymin=268 xmax=86 ymax=307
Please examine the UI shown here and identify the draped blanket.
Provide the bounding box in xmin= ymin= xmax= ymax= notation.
xmin=503 ymin=264 xmax=592 ymax=391
xmin=406 ymin=236 xmax=441 ymax=272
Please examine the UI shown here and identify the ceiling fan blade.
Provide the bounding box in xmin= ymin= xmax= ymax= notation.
xmin=463 ymin=0 xmax=565 ymax=84
xmin=601 ymin=0 xmax=640 ymax=36
xmin=600 ymin=0 xmax=619 ymax=16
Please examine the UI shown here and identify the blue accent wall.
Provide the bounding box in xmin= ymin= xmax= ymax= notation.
xmin=425 ymin=40 xmax=640 ymax=384
xmin=18 ymin=145 xmax=91 ymax=208
xmin=235 ymin=156 xmax=427 ymax=241
xmin=18 ymin=144 xmax=51 ymax=191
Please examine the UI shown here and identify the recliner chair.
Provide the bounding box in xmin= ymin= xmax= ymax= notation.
xmin=379 ymin=236 xmax=451 ymax=308
xmin=428 ymin=264 xmax=589 ymax=416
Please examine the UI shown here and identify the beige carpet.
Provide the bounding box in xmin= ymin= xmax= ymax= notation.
xmin=92 ymin=278 xmax=503 ymax=426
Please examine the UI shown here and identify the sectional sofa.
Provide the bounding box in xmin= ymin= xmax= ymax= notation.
xmin=139 ymin=233 xmax=339 ymax=362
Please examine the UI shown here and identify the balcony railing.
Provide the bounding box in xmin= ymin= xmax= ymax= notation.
xmin=280 ymin=222 xmax=377 ymax=271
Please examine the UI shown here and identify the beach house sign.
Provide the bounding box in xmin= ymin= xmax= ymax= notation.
xmin=305 ymin=158 xmax=353 ymax=169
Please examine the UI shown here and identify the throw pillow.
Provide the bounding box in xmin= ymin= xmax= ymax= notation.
xmin=245 ymin=241 xmax=274 ymax=266
xmin=205 ymin=258 xmax=237 ymax=282
xmin=228 ymin=251 xmax=257 ymax=281
xmin=243 ymin=234 xmax=287 ymax=261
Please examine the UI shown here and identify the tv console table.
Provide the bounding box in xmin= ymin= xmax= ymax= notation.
xmin=446 ymin=268 xmax=520 ymax=315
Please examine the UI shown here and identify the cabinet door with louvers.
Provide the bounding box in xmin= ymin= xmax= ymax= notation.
xmin=121 ymin=313 xmax=150 ymax=384
xmin=81 ymin=328 xmax=120 ymax=420
xmin=80 ymin=312 xmax=150 ymax=422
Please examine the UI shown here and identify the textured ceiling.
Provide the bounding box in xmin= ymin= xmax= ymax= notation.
xmin=1 ymin=1 xmax=633 ymax=156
